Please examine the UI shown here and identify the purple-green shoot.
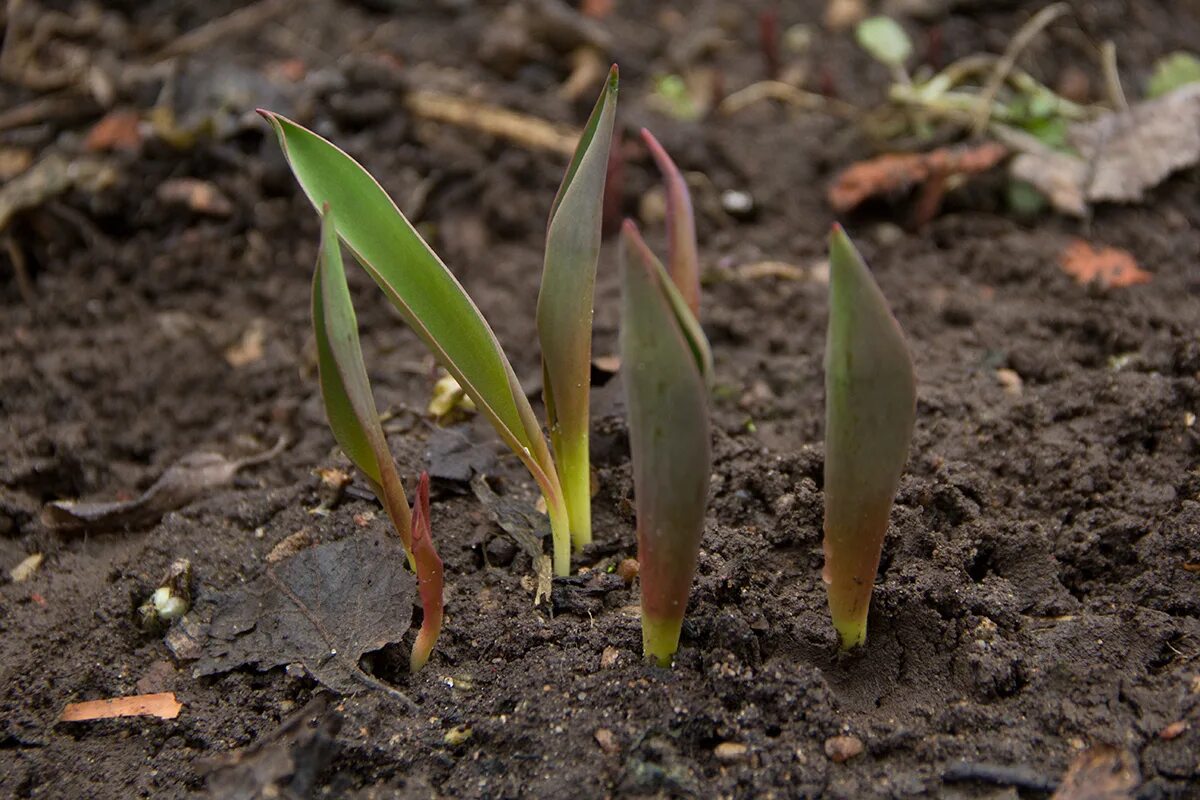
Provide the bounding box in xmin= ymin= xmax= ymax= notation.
xmin=823 ymin=225 xmax=915 ymax=650
xmin=619 ymin=219 xmax=711 ymax=666
xmin=408 ymin=472 xmax=443 ymax=672
xmin=312 ymin=210 xmax=444 ymax=671
xmin=640 ymin=128 xmax=701 ymax=317
xmin=260 ymin=111 xmax=570 ymax=575
xmin=538 ymin=66 xmax=619 ymax=553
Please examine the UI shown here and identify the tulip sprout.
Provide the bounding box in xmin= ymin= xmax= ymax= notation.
xmin=619 ymin=134 xmax=712 ymax=665
xmin=262 ymin=68 xmax=618 ymax=576
xmin=823 ymin=225 xmax=916 ymax=650
xmin=538 ymin=68 xmax=619 ymax=552
xmin=312 ymin=210 xmax=444 ymax=671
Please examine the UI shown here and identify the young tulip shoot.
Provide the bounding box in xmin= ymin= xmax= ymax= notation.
xmin=408 ymin=472 xmax=443 ymax=672
xmin=538 ymin=66 xmax=618 ymax=552
xmin=312 ymin=211 xmax=444 ymax=671
xmin=823 ymin=225 xmax=915 ymax=650
xmin=640 ymin=128 xmax=700 ymax=317
xmin=619 ymin=220 xmax=711 ymax=666
xmin=262 ymin=111 xmax=572 ymax=575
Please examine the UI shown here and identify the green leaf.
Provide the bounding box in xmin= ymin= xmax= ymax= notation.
xmin=620 ymin=219 xmax=712 ymax=381
xmin=538 ymin=66 xmax=618 ymax=552
xmin=313 ymin=211 xmax=442 ymax=670
xmin=641 ymin=128 xmax=700 ymax=317
xmin=263 ymin=111 xmax=566 ymax=561
xmin=1147 ymin=51 xmax=1200 ymax=98
xmin=619 ymin=220 xmax=711 ymax=667
xmin=823 ymin=226 xmax=915 ymax=650
xmin=855 ymin=16 xmax=913 ymax=69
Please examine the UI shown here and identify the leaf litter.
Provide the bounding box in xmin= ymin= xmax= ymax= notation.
xmin=41 ymin=437 xmax=285 ymax=533
xmin=166 ymin=529 xmax=417 ymax=703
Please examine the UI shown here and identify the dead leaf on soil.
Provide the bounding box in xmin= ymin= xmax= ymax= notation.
xmin=202 ymin=693 xmax=341 ymax=800
xmin=170 ymin=530 xmax=416 ymax=698
xmin=1050 ymin=744 xmax=1138 ymax=800
xmin=85 ymin=109 xmax=143 ymax=153
xmin=0 ymin=153 xmax=118 ymax=232
xmin=828 ymin=141 xmax=1008 ymax=213
xmin=1058 ymin=239 xmax=1151 ymax=289
xmin=42 ymin=438 xmax=285 ymax=533
xmin=1009 ymin=83 xmax=1200 ymax=215
xmin=60 ymin=692 xmax=182 ymax=722
xmin=469 ymin=475 xmax=546 ymax=560
xmin=426 ymin=424 xmax=498 ymax=484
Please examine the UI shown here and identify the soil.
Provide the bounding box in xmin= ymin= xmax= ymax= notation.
xmin=2 ymin=1 xmax=1199 ymax=798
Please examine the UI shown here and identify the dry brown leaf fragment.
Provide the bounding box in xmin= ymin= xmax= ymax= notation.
xmin=85 ymin=110 xmax=143 ymax=153
xmin=1072 ymin=83 xmax=1200 ymax=204
xmin=1058 ymin=240 xmax=1151 ymax=289
xmin=60 ymin=692 xmax=183 ymax=721
xmin=828 ymin=142 xmax=1008 ymax=213
xmin=1050 ymin=744 xmax=1138 ymax=800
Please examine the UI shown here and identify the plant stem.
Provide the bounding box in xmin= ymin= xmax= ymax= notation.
xmin=554 ymin=430 xmax=592 ymax=551
xmin=642 ymin=614 xmax=682 ymax=667
xmin=546 ymin=491 xmax=572 ymax=577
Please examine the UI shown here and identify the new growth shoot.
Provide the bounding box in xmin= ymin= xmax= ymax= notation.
xmin=620 ymin=134 xmax=712 ymax=666
xmin=538 ymin=67 xmax=619 ymax=553
xmin=823 ymin=226 xmax=915 ymax=649
xmin=263 ymin=69 xmax=618 ymax=577
xmin=312 ymin=211 xmax=444 ymax=671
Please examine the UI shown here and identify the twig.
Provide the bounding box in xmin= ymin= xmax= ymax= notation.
xmin=717 ymin=80 xmax=860 ymax=119
xmin=153 ymin=0 xmax=292 ymax=62
xmin=971 ymin=2 xmax=1070 ymax=135
xmin=405 ymin=90 xmax=580 ymax=156
xmin=1100 ymin=40 xmax=1128 ymax=111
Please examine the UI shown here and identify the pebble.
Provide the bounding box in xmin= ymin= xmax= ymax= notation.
xmin=714 ymin=742 xmax=750 ymax=762
xmin=824 ymin=735 xmax=864 ymax=763
xmin=721 ymin=189 xmax=755 ymax=219
xmin=594 ymin=727 xmax=620 ymax=754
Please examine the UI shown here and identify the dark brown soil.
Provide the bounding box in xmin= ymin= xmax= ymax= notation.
xmin=2 ymin=1 xmax=1199 ymax=798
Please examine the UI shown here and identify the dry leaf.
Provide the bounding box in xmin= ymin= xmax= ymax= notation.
xmin=175 ymin=531 xmax=416 ymax=697
xmin=1050 ymin=745 xmax=1138 ymax=800
xmin=85 ymin=110 xmax=143 ymax=153
xmin=0 ymin=147 xmax=33 ymax=181
xmin=828 ymin=142 xmax=1008 ymax=213
xmin=1074 ymin=83 xmax=1200 ymax=204
xmin=60 ymin=692 xmax=182 ymax=721
xmin=1059 ymin=240 xmax=1151 ymax=289
xmin=42 ymin=439 xmax=284 ymax=533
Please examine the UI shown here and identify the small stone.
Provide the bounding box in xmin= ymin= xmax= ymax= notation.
xmin=600 ymin=646 xmax=621 ymax=669
xmin=721 ymin=189 xmax=755 ymax=219
xmin=995 ymin=368 xmax=1023 ymax=396
xmin=824 ymin=735 xmax=864 ymax=763
xmin=444 ymin=725 xmax=472 ymax=746
xmin=1159 ymin=720 xmax=1189 ymax=740
xmin=714 ymin=742 xmax=749 ymax=762
xmin=594 ymin=727 xmax=620 ymax=754
xmin=617 ymin=558 xmax=640 ymax=585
